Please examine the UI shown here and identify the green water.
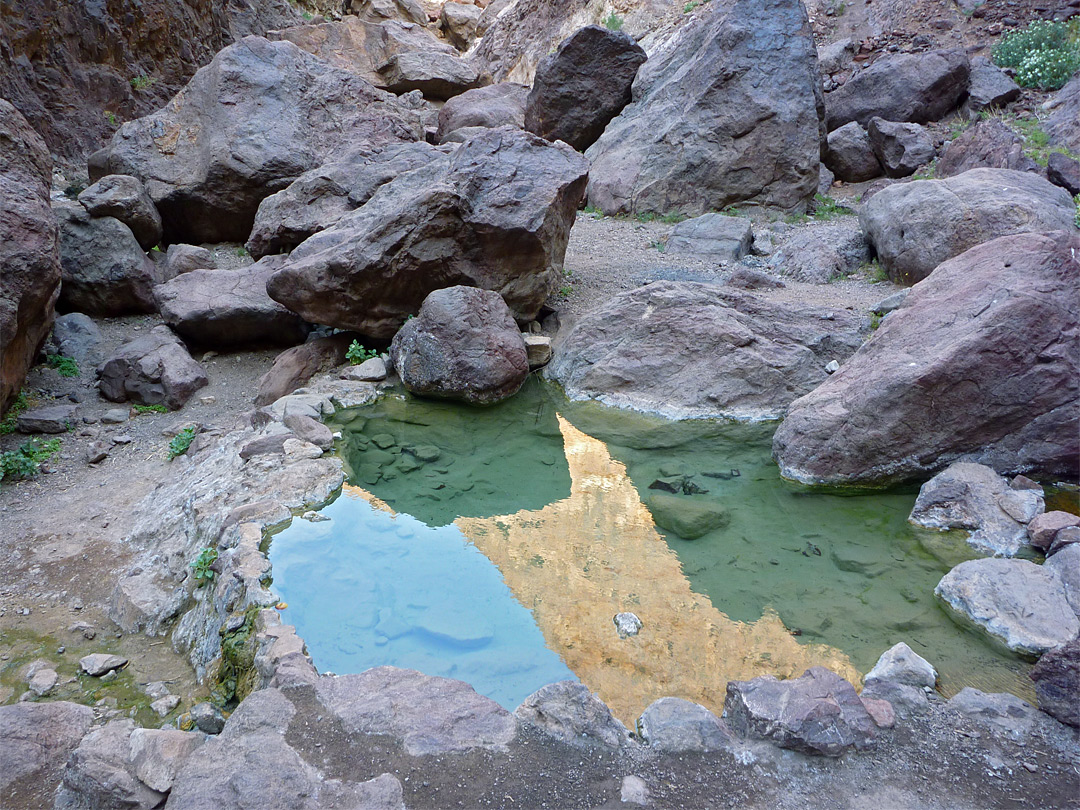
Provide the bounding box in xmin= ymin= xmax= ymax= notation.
xmin=272 ymin=378 xmax=1035 ymax=710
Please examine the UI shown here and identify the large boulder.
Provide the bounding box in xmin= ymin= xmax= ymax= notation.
xmin=1044 ymin=73 xmax=1080 ymax=153
xmin=48 ymin=312 xmax=105 ymax=369
xmin=859 ymin=168 xmax=1075 ymax=284
xmin=377 ymin=51 xmax=482 ymax=100
xmin=266 ymin=127 xmax=589 ymax=337
xmin=935 ymin=558 xmax=1079 ymax=656
xmin=52 ymin=720 xmax=166 ymax=810
xmin=0 ymin=99 xmax=60 ymax=415
xmin=389 ymin=286 xmax=528 ymax=405
xmin=0 ymin=0 xmax=298 ymax=162
xmin=772 ymin=231 xmax=1079 ymax=487
xmin=1030 ymin=637 xmax=1080 ymax=727
xmin=435 ymin=83 xmax=530 ymax=144
xmin=440 ymin=1 xmax=483 ymax=50
xmin=54 ymin=199 xmax=160 ymax=316
xmin=864 ymin=642 xmax=937 ymax=688
xmin=585 ymin=0 xmax=824 ymax=216
xmin=546 ymin=281 xmax=866 ymax=421
xmin=824 ymin=50 xmax=970 ymax=131
xmin=77 ymin=174 xmax=163 ymax=250
xmin=908 ymin=462 xmax=1043 ymax=557
xmin=824 ymin=122 xmax=882 ymax=182
xmin=866 ymin=117 xmax=935 ymax=178
xmin=346 ymin=0 xmax=427 ymax=26
xmin=0 ymin=702 xmax=94 ymax=807
xmin=523 ymin=25 xmax=646 ymax=152
xmin=246 ymin=141 xmax=446 ymax=259
xmin=98 ymin=325 xmax=208 ymax=409
xmin=960 ymin=57 xmax=1021 ymax=119
xmin=154 ymin=256 xmax=311 ymax=348
xmin=86 ymin=36 xmax=422 ymax=244
xmin=724 ymin=667 xmax=877 ymax=757
xmin=269 ymin=16 xmax=456 ymax=87
xmin=936 ymin=119 xmax=1039 ymax=178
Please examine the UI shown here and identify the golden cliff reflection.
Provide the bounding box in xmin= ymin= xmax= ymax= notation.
xmin=452 ymin=416 xmax=860 ymax=726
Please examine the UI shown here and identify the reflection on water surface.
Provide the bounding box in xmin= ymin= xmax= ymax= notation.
xmin=269 ymin=380 xmax=1035 ymax=725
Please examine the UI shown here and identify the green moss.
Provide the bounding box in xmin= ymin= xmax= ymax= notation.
xmin=214 ymin=605 xmax=262 ymax=708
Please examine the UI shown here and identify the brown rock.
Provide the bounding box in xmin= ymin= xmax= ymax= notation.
xmin=254 ymin=334 xmax=356 ymax=407
xmin=937 ymin=119 xmax=1039 ymax=177
xmin=435 ymin=83 xmax=529 ymax=143
xmin=1030 ymin=637 xmax=1080 ymax=728
xmin=1028 ymin=511 xmax=1080 ymax=553
xmin=773 ymin=231 xmax=1079 ymax=486
xmin=0 ymin=99 xmax=60 ymax=415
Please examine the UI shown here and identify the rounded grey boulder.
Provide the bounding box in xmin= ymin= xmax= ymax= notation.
xmin=390 ymin=286 xmax=529 ymax=405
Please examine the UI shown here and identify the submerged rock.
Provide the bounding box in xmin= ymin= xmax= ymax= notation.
xmin=909 ymin=462 xmax=1043 ymax=556
xmin=390 ymin=286 xmax=529 ymax=405
xmin=772 ymin=231 xmax=1079 ymax=487
xmin=935 ymin=558 xmax=1079 ymax=656
xmin=647 ymin=492 xmax=730 ymax=541
xmin=724 ymin=666 xmax=876 ymax=756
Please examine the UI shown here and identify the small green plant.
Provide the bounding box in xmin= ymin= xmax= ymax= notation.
xmin=862 ymin=259 xmax=888 ymax=283
xmin=649 ymin=239 xmax=666 ymax=252
xmin=812 ymin=194 xmax=853 ymax=221
xmin=0 ymin=390 xmax=30 ymax=435
xmin=46 ymin=354 xmax=79 ymax=378
xmin=168 ymin=426 xmax=198 ymax=460
xmin=150 ymin=244 xmax=162 ymax=253
xmin=346 ymin=340 xmax=378 ymax=365
xmin=559 ymin=285 xmax=573 ymax=297
xmin=603 ymin=12 xmax=623 ymax=31
xmin=634 ymin=211 xmax=687 ymax=224
xmin=870 ymin=313 xmax=883 ymax=330
xmin=103 ymin=110 xmax=118 ymax=127
xmin=235 ymin=246 xmax=249 ymax=257
xmin=683 ymin=0 xmax=708 ymax=12
xmin=301 ymin=10 xmax=313 ymax=20
xmin=583 ymin=205 xmax=605 ymax=217
xmin=0 ymin=437 xmax=61 ymax=483
xmin=190 ymin=547 xmax=218 ymax=585
xmin=992 ymin=20 xmax=1080 ymax=91
xmin=130 ymin=74 xmax=156 ymax=90
xmin=133 ymin=403 xmax=168 ymax=415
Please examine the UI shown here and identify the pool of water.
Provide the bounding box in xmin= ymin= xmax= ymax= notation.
xmin=268 ymin=378 xmax=1037 ymax=724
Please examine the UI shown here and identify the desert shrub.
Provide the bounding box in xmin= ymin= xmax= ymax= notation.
xmin=0 ymin=438 xmax=61 ymax=483
xmin=992 ymin=21 xmax=1080 ymax=90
